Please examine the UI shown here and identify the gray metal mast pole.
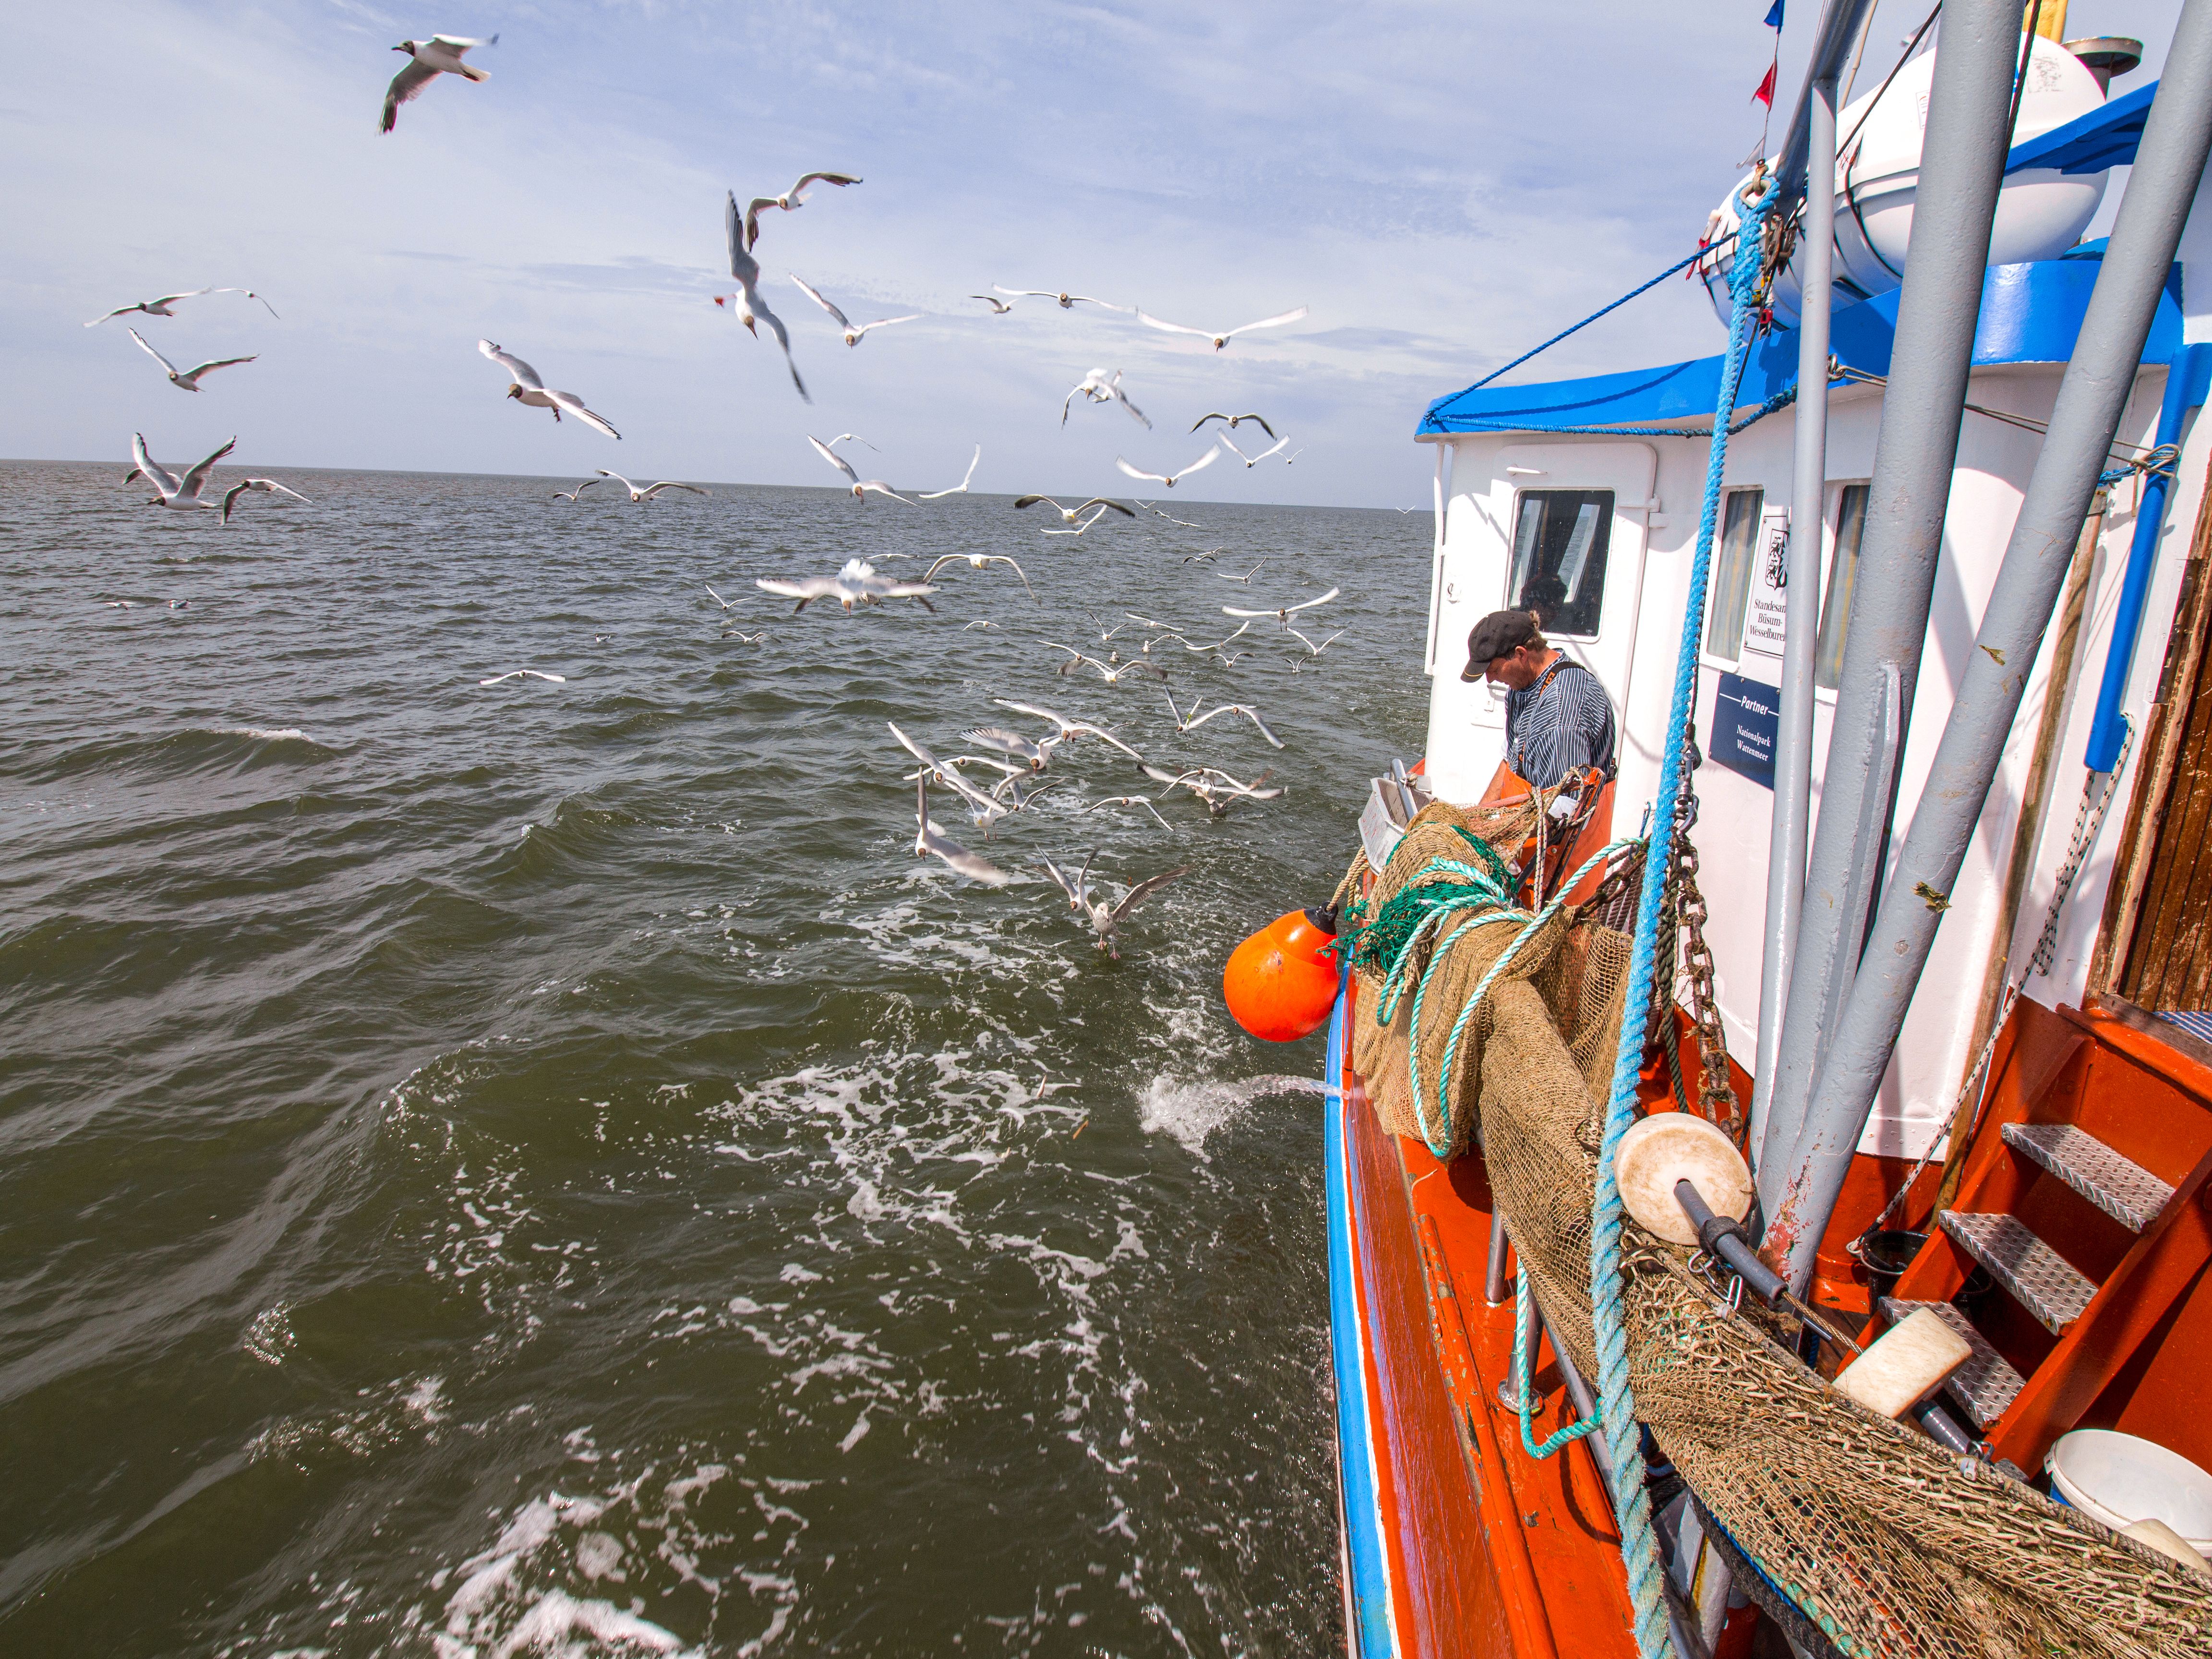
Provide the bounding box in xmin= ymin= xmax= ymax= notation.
xmin=1775 ymin=2 xmax=2212 ymax=1295
xmin=1749 ymin=56 xmax=1843 ymax=1161
xmin=1755 ymin=0 xmax=2024 ymax=1221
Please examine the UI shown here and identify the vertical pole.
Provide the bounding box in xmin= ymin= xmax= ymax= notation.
xmin=1774 ymin=0 xmax=2212 ymax=1295
xmin=1755 ymin=0 xmax=2026 ymax=1227
xmin=1749 ymin=72 xmax=1838 ymax=1169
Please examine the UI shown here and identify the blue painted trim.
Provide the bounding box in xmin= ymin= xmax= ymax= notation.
xmin=2083 ymin=341 xmax=2212 ymax=770
xmin=1324 ymin=981 xmax=1397 ymax=1659
xmin=2005 ymin=82 xmax=2157 ymax=178
xmin=1419 ymin=260 xmax=2183 ymax=436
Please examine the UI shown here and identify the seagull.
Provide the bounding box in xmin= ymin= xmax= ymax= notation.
xmin=124 ymin=433 xmax=234 ymax=511
xmin=125 ymin=327 xmax=255 ymax=392
xmin=1215 ymin=558 xmax=1269 ymax=584
xmin=1224 ymin=587 xmax=1341 ymax=625
xmin=1191 ymin=412 xmax=1278 ymax=440
xmin=1040 ymin=853 xmax=1191 ymax=958
xmin=1165 ymin=690 xmax=1284 ymax=748
xmin=715 ymin=191 xmax=809 ymax=401
xmin=808 ymin=435 xmax=914 ymax=504
xmin=1214 ymin=427 xmax=1290 ymax=468
xmin=819 ymin=433 xmax=877 ymax=454
xmin=924 ymin=552 xmax=1034 ymax=599
xmin=1061 ymin=369 xmax=1150 ymax=429
xmin=960 ymin=726 xmax=1051 ymax=771
xmin=758 ymin=557 xmax=937 ymax=613
xmin=552 ymin=481 xmax=600 ymax=502
xmin=86 ymin=288 xmax=278 ymax=327
xmin=724 ymin=630 xmax=767 ymax=644
xmin=992 ymin=286 xmax=1128 ymax=312
xmin=919 ymin=445 xmax=981 ymax=499
xmin=963 ymin=620 xmax=999 ymax=631
xmin=1285 ymin=448 xmax=1305 ymax=465
xmin=789 ymin=275 xmax=920 ymax=346
xmin=1132 ymin=500 xmax=1205 ymax=529
xmin=743 ymin=172 xmax=862 ymax=250
xmin=1042 ymin=506 xmax=1119 ymax=536
xmin=594 ymin=469 xmax=705 ymax=503
xmin=479 ymin=670 xmax=566 ymax=685
xmin=1180 ymin=550 xmax=1220 ymax=565
xmin=971 ymin=294 xmax=1018 ymax=314
xmin=890 ymin=723 xmax=1014 ymax=823
xmin=1133 ymin=305 xmax=1308 ymax=351
xmin=1116 ymin=448 xmax=1219 ymax=490
xmin=1142 ymin=763 xmax=1284 ymax=817
xmin=1172 ymin=622 xmax=1250 ymax=654
xmin=1014 ymin=494 xmax=1134 ymax=526
xmin=914 ymin=777 xmax=1011 ymax=885
xmin=220 ymin=478 xmax=310 ymax=522
xmin=477 ymin=341 xmax=620 ymax=438
xmin=1286 ymin=626 xmax=1344 ymax=656
xmin=1045 ymin=645 xmax=1166 ymax=685
xmin=1081 ymin=796 xmax=1177 ymax=833
xmin=992 ymin=699 xmax=1146 ymax=761
xmin=704 ymin=583 xmax=745 ymax=609
xmin=381 ymin=35 xmax=495 ymax=133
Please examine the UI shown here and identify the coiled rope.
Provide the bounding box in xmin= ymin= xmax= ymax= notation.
xmin=1592 ymin=169 xmax=1784 ymax=1659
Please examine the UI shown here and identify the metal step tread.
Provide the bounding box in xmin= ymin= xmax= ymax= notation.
xmin=2001 ymin=1121 xmax=2173 ymax=1233
xmin=1937 ymin=1210 xmax=2097 ymax=1335
xmin=1879 ymin=1298 xmax=2024 ymax=1430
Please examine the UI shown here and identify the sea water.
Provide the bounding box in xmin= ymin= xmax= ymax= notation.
xmin=0 ymin=460 xmax=1430 ymax=1656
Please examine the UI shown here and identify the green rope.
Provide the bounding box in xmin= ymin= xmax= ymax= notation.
xmin=1515 ymin=1264 xmax=1601 ymax=1459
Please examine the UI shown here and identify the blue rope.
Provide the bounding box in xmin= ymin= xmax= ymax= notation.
xmin=1591 ymin=173 xmax=1782 ymax=1659
xmin=1515 ymin=1265 xmax=1601 ymax=1459
xmin=1429 ymin=233 xmax=1740 ymax=415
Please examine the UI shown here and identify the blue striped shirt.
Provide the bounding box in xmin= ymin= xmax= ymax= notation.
xmin=1504 ymin=660 xmax=1616 ymax=787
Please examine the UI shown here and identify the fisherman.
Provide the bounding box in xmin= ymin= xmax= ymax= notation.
xmin=1462 ymin=608 xmax=1616 ymax=788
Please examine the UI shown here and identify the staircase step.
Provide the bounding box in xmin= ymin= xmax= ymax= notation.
xmin=2001 ymin=1121 xmax=2173 ymax=1233
xmin=1878 ymin=1298 xmax=2024 ymax=1430
xmin=1937 ymin=1210 xmax=2097 ymax=1335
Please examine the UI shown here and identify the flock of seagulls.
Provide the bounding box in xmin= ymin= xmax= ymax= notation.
xmin=88 ymin=29 xmax=1353 ymax=964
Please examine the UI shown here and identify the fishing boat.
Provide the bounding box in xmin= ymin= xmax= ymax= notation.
xmin=1302 ymin=4 xmax=2212 ymax=1653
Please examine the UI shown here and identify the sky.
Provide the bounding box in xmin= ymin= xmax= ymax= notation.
xmin=2 ymin=0 xmax=2186 ymax=507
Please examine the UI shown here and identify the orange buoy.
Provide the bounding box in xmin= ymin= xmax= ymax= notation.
xmin=1224 ymin=908 xmax=1341 ymax=1042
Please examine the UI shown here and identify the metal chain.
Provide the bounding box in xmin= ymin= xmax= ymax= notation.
xmin=1671 ymin=784 xmax=1744 ymax=1139
xmin=1868 ymin=715 xmax=2139 ymax=1229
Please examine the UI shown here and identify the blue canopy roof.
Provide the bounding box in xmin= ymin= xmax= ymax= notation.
xmin=1419 ymin=259 xmax=2184 ymax=437
xmin=2006 ymin=82 xmax=2155 ymax=177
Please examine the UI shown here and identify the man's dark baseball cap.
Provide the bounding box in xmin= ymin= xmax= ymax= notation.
xmin=1460 ymin=609 xmax=1539 ymax=681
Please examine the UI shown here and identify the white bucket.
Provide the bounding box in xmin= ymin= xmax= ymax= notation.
xmin=2046 ymin=1429 xmax=2212 ymax=1558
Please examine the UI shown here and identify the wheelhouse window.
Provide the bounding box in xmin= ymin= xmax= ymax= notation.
xmin=1505 ymin=489 xmax=1613 ymax=638
xmin=1817 ymin=483 xmax=1870 ymax=691
xmin=1705 ymin=487 xmax=1764 ymax=660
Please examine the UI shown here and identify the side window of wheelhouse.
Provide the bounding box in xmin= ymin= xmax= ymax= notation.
xmin=1505 ymin=489 xmax=1612 ymax=639
xmin=1817 ymin=483 xmax=1871 ymax=691
xmin=1704 ymin=488 xmax=1765 ymax=660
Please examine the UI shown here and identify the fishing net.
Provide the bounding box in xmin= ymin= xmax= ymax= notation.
xmin=1346 ymin=825 xmax=2212 ymax=1659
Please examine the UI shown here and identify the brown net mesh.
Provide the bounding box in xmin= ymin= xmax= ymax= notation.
xmin=1351 ymin=834 xmax=2212 ymax=1658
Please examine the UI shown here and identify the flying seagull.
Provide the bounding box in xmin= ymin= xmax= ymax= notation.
xmin=594 ymin=469 xmax=704 ymax=503
xmin=715 ymin=191 xmax=809 ymax=401
xmin=1171 ymin=622 xmax=1250 ymax=654
xmin=1191 ymin=412 xmax=1277 ymax=439
xmin=1082 ymin=796 xmax=1176 ymax=833
xmin=925 ymin=552 xmax=1033 ymax=599
xmin=478 ymin=341 xmax=620 ymax=438
xmin=757 ymin=557 xmax=937 ymax=613
xmin=808 ymin=435 xmax=914 ymax=503
xmin=1142 ymin=763 xmax=1284 ymax=817
xmin=124 ymin=433 xmax=234 ymax=511
xmin=220 ymin=477 xmax=310 ymax=522
xmin=1214 ymin=428 xmax=1290 ymax=468
xmin=1165 ymin=690 xmax=1285 ymax=748
xmin=479 ymin=669 xmax=566 ymax=685
xmin=1286 ymin=626 xmax=1344 ymax=656
xmin=126 ymin=327 xmax=255 ymax=392
xmin=890 ymin=723 xmax=1014 ymax=824
xmin=1043 ymin=506 xmax=1119 ymax=536
xmin=992 ymin=286 xmax=1127 ymax=312
xmin=1215 ymin=558 xmax=1269 ymax=584
xmin=86 ymin=288 xmax=277 ymax=327
xmin=552 ymin=481 xmax=599 ymax=501
xmin=824 ymin=432 xmax=877 ymax=451
xmin=919 ymin=445 xmax=981 ymax=499
xmin=1115 ymin=448 xmax=1219 ymax=489
xmin=743 ymin=172 xmax=862 ymax=251
xmin=1134 ymin=306 xmax=1308 ymax=351
xmin=1044 ymin=645 xmax=1166 ymax=685
xmin=992 ymin=699 xmax=1145 ymax=761
xmin=382 ymin=35 xmax=495 ymax=134
xmin=971 ymin=294 xmax=1017 ymax=313
xmin=914 ymin=775 xmax=1011 ymax=886
xmin=1040 ymin=852 xmax=1191 ymax=957
xmin=1014 ymin=494 xmax=1134 ymax=525
xmin=789 ymin=275 xmax=919 ymax=347
xmin=1223 ymin=587 xmax=1340 ymax=625
xmin=1062 ymin=369 xmax=1150 ymax=429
